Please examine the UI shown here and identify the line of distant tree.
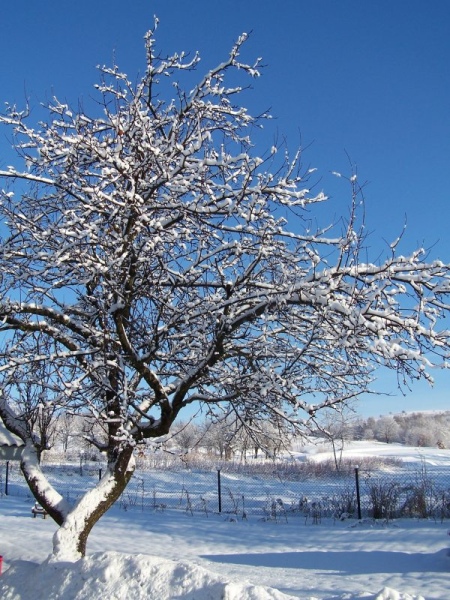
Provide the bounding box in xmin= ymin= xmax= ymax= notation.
xmin=316 ymin=408 xmax=450 ymax=453
xmin=42 ymin=409 xmax=450 ymax=466
xmin=353 ymin=411 xmax=450 ymax=448
xmin=46 ymin=411 xmax=290 ymax=463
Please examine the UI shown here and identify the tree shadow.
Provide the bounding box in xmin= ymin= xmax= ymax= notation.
xmin=202 ymin=548 xmax=450 ymax=575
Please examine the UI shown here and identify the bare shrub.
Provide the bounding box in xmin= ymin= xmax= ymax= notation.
xmin=365 ymin=477 xmax=401 ymax=520
xmin=263 ymin=496 xmax=289 ymax=523
xmin=400 ymin=460 xmax=443 ymax=519
xmin=435 ymin=489 xmax=450 ymax=522
xmin=329 ymin=486 xmax=357 ymax=519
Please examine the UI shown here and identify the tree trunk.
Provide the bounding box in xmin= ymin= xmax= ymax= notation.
xmin=52 ymin=445 xmax=135 ymax=560
xmin=21 ymin=442 xmax=135 ymax=561
xmin=20 ymin=444 xmax=70 ymax=526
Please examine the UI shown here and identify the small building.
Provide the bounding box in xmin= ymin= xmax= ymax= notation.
xmin=0 ymin=420 xmax=24 ymax=461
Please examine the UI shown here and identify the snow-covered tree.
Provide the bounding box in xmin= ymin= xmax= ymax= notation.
xmin=200 ymin=416 xmax=237 ymax=460
xmin=315 ymin=407 xmax=357 ymax=471
xmin=53 ymin=413 xmax=86 ymax=455
xmin=170 ymin=419 xmax=203 ymax=455
xmin=374 ymin=415 xmax=401 ymax=444
xmin=201 ymin=410 xmax=289 ymax=461
xmin=1 ymin=25 xmax=450 ymax=559
xmin=4 ymin=349 xmax=59 ymax=461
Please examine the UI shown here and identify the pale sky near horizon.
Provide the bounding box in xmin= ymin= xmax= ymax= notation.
xmin=0 ymin=1 xmax=449 ymax=417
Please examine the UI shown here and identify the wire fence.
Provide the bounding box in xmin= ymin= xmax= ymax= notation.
xmin=2 ymin=456 xmax=450 ymax=522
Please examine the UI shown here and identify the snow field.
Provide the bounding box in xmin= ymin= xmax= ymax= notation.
xmin=1 ymin=441 xmax=449 ymax=599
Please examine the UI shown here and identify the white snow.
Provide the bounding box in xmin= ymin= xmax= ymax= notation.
xmin=0 ymin=422 xmax=23 ymax=447
xmin=0 ymin=442 xmax=449 ymax=599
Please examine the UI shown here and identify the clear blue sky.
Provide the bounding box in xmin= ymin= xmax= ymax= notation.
xmin=1 ymin=1 xmax=449 ymax=417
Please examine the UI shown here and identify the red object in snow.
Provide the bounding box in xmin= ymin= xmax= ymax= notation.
xmin=0 ymin=555 xmax=3 ymax=575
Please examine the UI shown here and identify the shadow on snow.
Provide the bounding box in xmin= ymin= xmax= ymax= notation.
xmin=202 ymin=548 xmax=450 ymax=574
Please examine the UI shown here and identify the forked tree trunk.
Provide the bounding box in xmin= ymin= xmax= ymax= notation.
xmin=21 ymin=443 xmax=135 ymax=561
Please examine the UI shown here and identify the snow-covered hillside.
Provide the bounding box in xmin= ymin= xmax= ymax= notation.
xmin=295 ymin=439 xmax=450 ymax=468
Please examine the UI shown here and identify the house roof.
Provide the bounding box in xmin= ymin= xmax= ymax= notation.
xmin=0 ymin=421 xmax=24 ymax=447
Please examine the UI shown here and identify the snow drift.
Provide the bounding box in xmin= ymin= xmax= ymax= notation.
xmin=0 ymin=551 xmax=298 ymax=600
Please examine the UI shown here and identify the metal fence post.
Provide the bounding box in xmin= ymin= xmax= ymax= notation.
xmin=217 ymin=468 xmax=222 ymax=513
xmin=355 ymin=466 xmax=362 ymax=520
xmin=5 ymin=460 xmax=10 ymax=496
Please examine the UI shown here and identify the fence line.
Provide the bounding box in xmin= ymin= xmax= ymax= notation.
xmin=2 ymin=458 xmax=450 ymax=522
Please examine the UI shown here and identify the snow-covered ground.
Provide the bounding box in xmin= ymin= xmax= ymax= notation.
xmin=291 ymin=438 xmax=450 ymax=467
xmin=0 ymin=442 xmax=449 ymax=599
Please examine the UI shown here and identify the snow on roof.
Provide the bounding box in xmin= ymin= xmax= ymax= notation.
xmin=0 ymin=420 xmax=24 ymax=447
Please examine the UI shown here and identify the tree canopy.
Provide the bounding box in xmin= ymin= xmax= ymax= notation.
xmin=1 ymin=24 xmax=450 ymax=559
